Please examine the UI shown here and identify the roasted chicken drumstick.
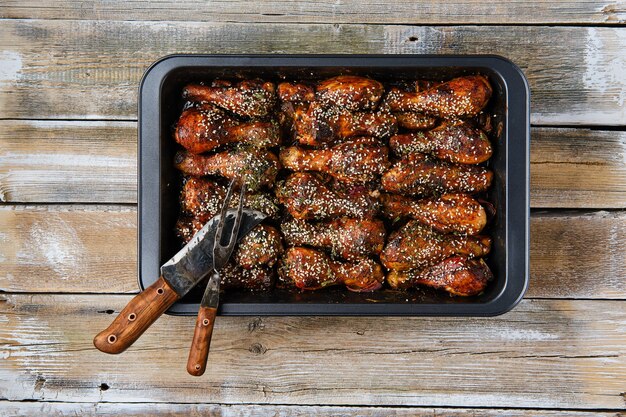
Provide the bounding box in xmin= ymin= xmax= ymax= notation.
xmin=183 ymin=79 xmax=276 ymax=118
xmin=282 ymin=217 xmax=386 ymax=261
xmin=387 ymin=255 xmax=493 ymax=296
xmin=279 ymin=247 xmax=384 ymax=292
xmin=382 ymin=193 xmax=487 ymax=235
xmin=385 ymin=75 xmax=492 ymax=118
xmin=381 ymin=221 xmax=491 ymax=271
xmin=316 ymin=75 xmax=384 ymax=111
xmin=280 ymin=136 xmax=389 ymax=183
xmin=175 ymin=105 xmax=280 ymax=154
xmin=381 ymin=153 xmax=493 ymax=196
xmin=174 ymin=149 xmax=279 ymax=191
xmin=275 ymin=172 xmax=380 ymax=220
xmin=389 ymin=120 xmax=492 ymax=164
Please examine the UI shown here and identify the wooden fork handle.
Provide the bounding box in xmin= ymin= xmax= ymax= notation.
xmin=187 ymin=306 xmax=218 ymax=376
xmin=93 ymin=276 xmax=180 ymax=354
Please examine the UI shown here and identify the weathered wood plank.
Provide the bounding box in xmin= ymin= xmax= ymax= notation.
xmin=1 ymin=402 xmax=624 ymax=417
xmin=0 ymin=20 xmax=624 ymax=124
xmin=0 ymin=206 xmax=624 ymax=299
xmin=1 ymin=0 xmax=624 ymax=24
xmin=0 ymin=120 xmax=136 ymax=203
xmin=0 ymin=295 xmax=624 ymax=408
xmin=0 ymin=205 xmax=137 ymax=294
xmin=2 ymin=121 xmax=625 ymax=208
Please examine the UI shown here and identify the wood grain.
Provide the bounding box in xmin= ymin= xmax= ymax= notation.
xmin=1 ymin=0 xmax=624 ymax=24
xmin=1 ymin=205 xmax=624 ymax=299
xmin=0 ymin=20 xmax=624 ymax=124
xmin=1 ymin=294 xmax=624 ymax=409
xmin=1 ymin=402 xmax=624 ymax=417
xmin=2 ymin=121 xmax=625 ymax=208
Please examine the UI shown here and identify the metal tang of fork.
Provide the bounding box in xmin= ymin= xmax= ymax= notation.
xmin=186 ymin=180 xmax=246 ymax=376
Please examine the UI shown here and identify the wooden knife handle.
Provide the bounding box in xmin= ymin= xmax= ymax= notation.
xmin=93 ymin=276 xmax=180 ymax=354
xmin=187 ymin=306 xmax=218 ymax=376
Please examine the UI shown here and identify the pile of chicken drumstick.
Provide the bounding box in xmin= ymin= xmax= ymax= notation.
xmin=173 ymin=74 xmax=495 ymax=297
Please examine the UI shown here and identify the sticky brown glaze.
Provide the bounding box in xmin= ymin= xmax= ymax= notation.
xmin=381 ymin=221 xmax=491 ymax=271
xmin=234 ymin=224 xmax=283 ymax=269
xmin=275 ymin=172 xmax=380 ymax=220
xmin=293 ymin=101 xmax=337 ymax=147
xmin=389 ymin=120 xmax=492 ymax=164
xmin=180 ymin=177 xmax=280 ymax=220
xmin=277 ymin=82 xmax=315 ymax=103
xmin=278 ymin=247 xmax=384 ymax=292
xmin=382 ymin=193 xmax=487 ymax=235
xmin=282 ymin=217 xmax=386 ymax=261
xmin=385 ymin=75 xmax=492 ymax=118
xmin=280 ymin=136 xmax=389 ymax=184
xmin=387 ymin=255 xmax=493 ymax=296
xmin=174 ymin=149 xmax=280 ymax=191
xmin=395 ymin=112 xmax=438 ymax=130
xmin=219 ymin=263 xmax=275 ymax=291
xmin=175 ymin=106 xmax=280 ymax=154
xmin=381 ymin=153 xmax=493 ymax=196
xmin=183 ymin=79 xmax=276 ymax=118
xmin=334 ymin=110 xmax=397 ymax=139
xmin=316 ymin=75 xmax=384 ymax=111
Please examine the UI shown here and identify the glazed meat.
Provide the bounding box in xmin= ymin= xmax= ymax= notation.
xmin=395 ymin=112 xmax=438 ymax=130
xmin=381 ymin=153 xmax=493 ymax=196
xmin=381 ymin=221 xmax=491 ymax=271
xmin=282 ymin=217 xmax=386 ymax=261
xmin=316 ymin=75 xmax=384 ymax=111
xmin=174 ymin=149 xmax=280 ymax=191
xmin=280 ymin=136 xmax=389 ymax=184
xmin=389 ymin=120 xmax=492 ymax=164
xmin=234 ymin=224 xmax=283 ymax=269
xmin=382 ymin=193 xmax=487 ymax=235
xmin=183 ymin=79 xmax=276 ymax=118
xmin=334 ymin=110 xmax=397 ymax=139
xmin=220 ymin=263 xmax=274 ymax=291
xmin=387 ymin=255 xmax=493 ymax=296
xmin=180 ymin=177 xmax=280 ymax=220
xmin=275 ymin=172 xmax=381 ymax=220
xmin=385 ymin=75 xmax=492 ymax=118
xmin=279 ymin=247 xmax=384 ymax=292
xmin=277 ymin=82 xmax=315 ymax=103
xmin=292 ymin=101 xmax=337 ymax=147
xmin=174 ymin=106 xmax=280 ymax=154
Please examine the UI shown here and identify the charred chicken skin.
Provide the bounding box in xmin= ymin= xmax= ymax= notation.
xmin=277 ymin=82 xmax=315 ymax=103
xmin=381 ymin=153 xmax=493 ymax=196
xmin=280 ymin=136 xmax=389 ymax=184
xmin=180 ymin=177 xmax=280 ymax=220
xmin=387 ymin=255 xmax=493 ymax=296
xmin=174 ymin=149 xmax=280 ymax=191
xmin=183 ymin=79 xmax=276 ymax=118
xmin=316 ymin=75 xmax=384 ymax=111
xmin=275 ymin=172 xmax=381 ymax=220
xmin=385 ymin=75 xmax=492 ymax=118
xmin=282 ymin=217 xmax=386 ymax=261
xmin=279 ymin=247 xmax=384 ymax=292
xmin=381 ymin=221 xmax=491 ymax=271
xmin=389 ymin=120 xmax=492 ymax=164
xmin=174 ymin=105 xmax=280 ymax=154
xmin=382 ymin=193 xmax=487 ymax=235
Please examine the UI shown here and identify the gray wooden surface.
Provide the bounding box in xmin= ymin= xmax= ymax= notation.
xmin=0 ymin=2 xmax=625 ymax=416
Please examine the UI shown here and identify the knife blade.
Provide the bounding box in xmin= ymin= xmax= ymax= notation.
xmin=93 ymin=208 xmax=266 ymax=354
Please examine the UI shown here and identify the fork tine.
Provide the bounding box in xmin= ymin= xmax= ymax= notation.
xmin=213 ymin=179 xmax=236 ymax=249
xmin=226 ymin=182 xmax=246 ymax=250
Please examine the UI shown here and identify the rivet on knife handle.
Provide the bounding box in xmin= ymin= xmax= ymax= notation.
xmin=93 ymin=276 xmax=180 ymax=354
xmin=186 ymin=305 xmax=218 ymax=376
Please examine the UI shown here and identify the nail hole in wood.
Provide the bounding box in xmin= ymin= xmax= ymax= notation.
xmin=128 ymin=313 xmax=136 ymax=321
xmin=100 ymin=383 xmax=109 ymax=391
xmin=156 ymin=288 xmax=164 ymax=295
xmin=107 ymin=335 xmax=117 ymax=344
xmin=202 ymin=318 xmax=210 ymax=326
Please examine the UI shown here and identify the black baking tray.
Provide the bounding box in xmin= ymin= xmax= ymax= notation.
xmin=138 ymin=54 xmax=529 ymax=316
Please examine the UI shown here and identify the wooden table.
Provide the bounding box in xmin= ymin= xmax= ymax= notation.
xmin=1 ymin=2 xmax=625 ymax=415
